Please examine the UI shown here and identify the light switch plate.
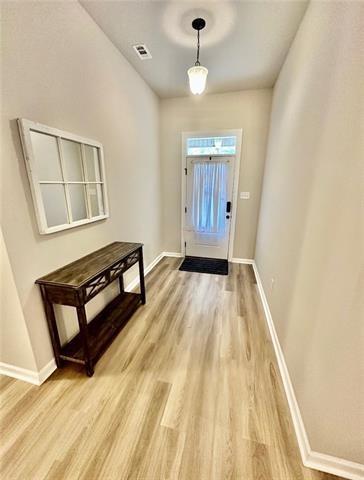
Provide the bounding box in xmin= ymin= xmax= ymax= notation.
xmin=240 ymin=192 xmax=250 ymax=200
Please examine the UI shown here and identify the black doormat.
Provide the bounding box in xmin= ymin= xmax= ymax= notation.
xmin=179 ymin=256 xmax=228 ymax=276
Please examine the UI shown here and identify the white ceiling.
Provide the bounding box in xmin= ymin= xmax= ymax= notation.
xmin=81 ymin=1 xmax=308 ymax=98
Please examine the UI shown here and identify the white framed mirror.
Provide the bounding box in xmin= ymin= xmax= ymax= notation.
xmin=18 ymin=119 xmax=109 ymax=234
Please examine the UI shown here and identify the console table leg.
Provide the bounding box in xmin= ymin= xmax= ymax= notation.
xmin=119 ymin=274 xmax=124 ymax=294
xmin=40 ymin=286 xmax=63 ymax=368
xmin=76 ymin=306 xmax=94 ymax=377
xmin=138 ymin=248 xmax=146 ymax=304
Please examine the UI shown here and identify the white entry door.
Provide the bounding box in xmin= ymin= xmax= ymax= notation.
xmin=184 ymin=155 xmax=234 ymax=259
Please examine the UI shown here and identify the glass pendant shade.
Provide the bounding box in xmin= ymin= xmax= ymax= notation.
xmin=188 ymin=65 xmax=208 ymax=95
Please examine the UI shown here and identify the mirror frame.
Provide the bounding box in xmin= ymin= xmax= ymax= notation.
xmin=17 ymin=118 xmax=110 ymax=235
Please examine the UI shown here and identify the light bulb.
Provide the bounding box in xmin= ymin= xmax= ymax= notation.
xmin=187 ymin=65 xmax=208 ymax=95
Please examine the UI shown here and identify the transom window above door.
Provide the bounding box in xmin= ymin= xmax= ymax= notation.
xmin=18 ymin=119 xmax=109 ymax=234
xmin=187 ymin=136 xmax=236 ymax=156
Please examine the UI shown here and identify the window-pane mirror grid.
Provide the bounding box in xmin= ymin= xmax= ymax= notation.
xmin=61 ymin=139 xmax=84 ymax=182
xmin=18 ymin=119 xmax=109 ymax=234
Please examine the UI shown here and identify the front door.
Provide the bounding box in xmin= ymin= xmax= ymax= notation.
xmin=184 ymin=155 xmax=234 ymax=259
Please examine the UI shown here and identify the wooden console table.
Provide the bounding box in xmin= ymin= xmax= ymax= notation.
xmin=36 ymin=242 xmax=145 ymax=376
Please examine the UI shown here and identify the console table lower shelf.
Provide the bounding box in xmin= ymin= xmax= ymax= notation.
xmin=60 ymin=292 xmax=142 ymax=370
xmin=36 ymin=242 xmax=146 ymax=377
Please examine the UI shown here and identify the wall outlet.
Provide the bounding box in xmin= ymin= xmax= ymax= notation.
xmin=240 ymin=192 xmax=250 ymax=200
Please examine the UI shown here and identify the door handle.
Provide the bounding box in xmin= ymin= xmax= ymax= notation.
xmin=226 ymin=201 xmax=231 ymax=213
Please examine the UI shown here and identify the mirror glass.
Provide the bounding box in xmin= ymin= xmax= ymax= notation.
xmin=61 ymin=139 xmax=83 ymax=181
xmin=88 ymin=184 xmax=104 ymax=217
xmin=30 ymin=131 xmax=62 ymax=181
xmin=68 ymin=184 xmax=87 ymax=221
xmin=84 ymin=145 xmax=101 ymax=181
xmin=40 ymin=184 xmax=68 ymax=227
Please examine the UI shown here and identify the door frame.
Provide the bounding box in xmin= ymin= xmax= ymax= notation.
xmin=181 ymin=129 xmax=242 ymax=261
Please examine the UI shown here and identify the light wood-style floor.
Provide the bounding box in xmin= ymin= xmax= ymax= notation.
xmin=0 ymin=258 xmax=342 ymax=480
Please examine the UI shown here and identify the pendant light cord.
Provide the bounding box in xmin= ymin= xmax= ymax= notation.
xmin=195 ymin=29 xmax=200 ymax=66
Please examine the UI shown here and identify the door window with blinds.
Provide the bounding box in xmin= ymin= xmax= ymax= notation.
xmin=18 ymin=119 xmax=109 ymax=234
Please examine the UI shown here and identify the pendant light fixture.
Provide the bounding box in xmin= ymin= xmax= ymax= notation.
xmin=188 ymin=18 xmax=208 ymax=95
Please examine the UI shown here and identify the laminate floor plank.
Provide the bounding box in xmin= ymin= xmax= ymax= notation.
xmin=0 ymin=258 xmax=343 ymax=480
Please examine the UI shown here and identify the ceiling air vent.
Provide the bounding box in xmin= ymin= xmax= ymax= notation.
xmin=133 ymin=44 xmax=152 ymax=60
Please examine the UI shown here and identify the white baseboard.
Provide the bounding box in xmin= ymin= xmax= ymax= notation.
xmin=125 ymin=252 xmax=164 ymax=292
xmin=164 ymin=253 xmax=254 ymax=264
xmin=125 ymin=252 xmax=183 ymax=292
xmin=252 ymin=261 xmax=364 ymax=480
xmin=305 ymin=451 xmax=364 ymax=480
xmin=230 ymin=257 xmax=254 ymax=264
xmin=0 ymin=358 xmax=56 ymax=386
xmin=0 ymin=362 xmax=40 ymax=385
xmin=37 ymin=358 xmax=57 ymax=385
xmin=162 ymin=251 xmax=183 ymax=257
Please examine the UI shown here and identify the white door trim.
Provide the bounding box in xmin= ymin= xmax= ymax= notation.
xmin=181 ymin=129 xmax=242 ymax=261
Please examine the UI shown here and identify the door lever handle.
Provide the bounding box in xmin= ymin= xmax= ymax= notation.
xmin=226 ymin=201 xmax=231 ymax=213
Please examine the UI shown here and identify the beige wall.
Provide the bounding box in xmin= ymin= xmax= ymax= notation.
xmin=160 ymin=90 xmax=272 ymax=259
xmin=0 ymin=227 xmax=37 ymax=371
xmin=255 ymin=1 xmax=364 ymax=464
xmin=1 ymin=2 xmax=162 ymax=371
